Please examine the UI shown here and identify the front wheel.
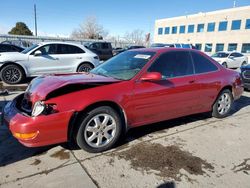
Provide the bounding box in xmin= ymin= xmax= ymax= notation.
xmin=76 ymin=106 xmax=122 ymax=153
xmin=0 ymin=64 xmax=25 ymax=84
xmin=212 ymin=89 xmax=233 ymax=118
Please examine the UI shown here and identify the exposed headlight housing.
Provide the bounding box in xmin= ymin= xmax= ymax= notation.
xmin=32 ymin=101 xmax=45 ymax=117
xmin=31 ymin=101 xmax=58 ymax=117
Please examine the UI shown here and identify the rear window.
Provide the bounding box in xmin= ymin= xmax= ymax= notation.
xmin=191 ymin=52 xmax=218 ymax=74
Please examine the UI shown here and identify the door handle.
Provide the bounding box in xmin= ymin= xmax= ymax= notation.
xmin=189 ymin=80 xmax=195 ymax=84
xmin=76 ymin=57 xmax=82 ymax=59
xmin=54 ymin=58 xmax=59 ymax=60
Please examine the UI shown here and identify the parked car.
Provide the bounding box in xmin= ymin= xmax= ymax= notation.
xmin=0 ymin=44 xmax=24 ymax=53
xmin=113 ymin=45 xmax=145 ymax=55
xmin=4 ymin=48 xmax=243 ymax=153
xmin=240 ymin=64 xmax=250 ymax=90
xmin=0 ymin=42 xmax=100 ymax=84
xmin=169 ymin=43 xmax=196 ymax=49
xmin=211 ymin=51 xmax=248 ymax=68
xmin=150 ymin=43 xmax=170 ymax=48
xmin=84 ymin=42 xmax=113 ymax=61
xmin=1 ymin=40 xmax=33 ymax=48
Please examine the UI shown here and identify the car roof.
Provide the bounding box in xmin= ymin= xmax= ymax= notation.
xmin=129 ymin=47 xmax=201 ymax=54
xmin=39 ymin=41 xmax=83 ymax=46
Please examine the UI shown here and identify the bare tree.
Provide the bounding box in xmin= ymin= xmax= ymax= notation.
xmin=124 ymin=29 xmax=145 ymax=46
xmin=71 ymin=16 xmax=108 ymax=40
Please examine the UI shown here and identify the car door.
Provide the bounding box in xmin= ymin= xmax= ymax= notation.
xmin=190 ymin=51 xmax=221 ymax=112
xmin=131 ymin=50 xmax=200 ymax=126
xmin=28 ymin=44 xmax=61 ymax=75
xmin=56 ymin=44 xmax=85 ymax=73
xmin=234 ymin=53 xmax=245 ymax=67
xmin=230 ymin=53 xmax=241 ymax=68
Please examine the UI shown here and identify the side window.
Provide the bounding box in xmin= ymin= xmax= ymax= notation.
xmin=34 ymin=44 xmax=57 ymax=55
xmin=191 ymin=52 xmax=218 ymax=74
xmin=101 ymin=43 xmax=109 ymax=49
xmin=57 ymin=44 xmax=85 ymax=54
xmin=148 ymin=51 xmax=194 ymax=78
xmin=230 ymin=53 xmax=237 ymax=57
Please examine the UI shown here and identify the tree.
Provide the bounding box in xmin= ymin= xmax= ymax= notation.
xmin=71 ymin=16 xmax=108 ymax=40
xmin=8 ymin=22 xmax=33 ymax=36
xmin=124 ymin=29 xmax=145 ymax=46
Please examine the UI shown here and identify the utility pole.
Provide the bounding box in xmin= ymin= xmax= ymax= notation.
xmin=34 ymin=4 xmax=37 ymax=36
xmin=233 ymin=0 xmax=236 ymax=8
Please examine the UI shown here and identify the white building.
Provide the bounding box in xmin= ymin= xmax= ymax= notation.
xmin=154 ymin=6 xmax=250 ymax=55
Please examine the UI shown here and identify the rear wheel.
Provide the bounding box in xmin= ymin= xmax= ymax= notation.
xmin=222 ymin=62 xmax=228 ymax=68
xmin=76 ymin=106 xmax=122 ymax=153
xmin=0 ymin=64 xmax=25 ymax=84
xmin=212 ymin=89 xmax=233 ymax=118
xmin=77 ymin=63 xmax=93 ymax=72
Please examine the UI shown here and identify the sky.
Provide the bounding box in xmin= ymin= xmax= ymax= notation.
xmin=0 ymin=0 xmax=250 ymax=38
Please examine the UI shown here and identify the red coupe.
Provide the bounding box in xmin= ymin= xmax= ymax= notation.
xmin=3 ymin=48 xmax=243 ymax=152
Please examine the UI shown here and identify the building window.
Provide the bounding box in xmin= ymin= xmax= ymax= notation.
xmin=216 ymin=44 xmax=224 ymax=52
xmin=242 ymin=43 xmax=250 ymax=53
xmin=158 ymin=28 xmax=163 ymax=35
xmin=164 ymin=27 xmax=170 ymax=34
xmin=231 ymin=20 xmax=241 ymax=30
xmin=205 ymin=43 xmax=213 ymax=52
xmin=195 ymin=44 xmax=202 ymax=50
xmin=197 ymin=24 xmax=204 ymax=32
xmin=228 ymin=43 xmax=237 ymax=51
xmin=246 ymin=19 xmax=250 ymax=29
xmin=172 ymin=26 xmax=177 ymax=34
xmin=188 ymin=25 xmax=194 ymax=33
xmin=207 ymin=22 xmax=215 ymax=32
xmin=179 ymin=25 xmax=185 ymax=34
xmin=218 ymin=21 xmax=228 ymax=31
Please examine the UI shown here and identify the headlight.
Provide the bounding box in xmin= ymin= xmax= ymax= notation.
xmin=32 ymin=101 xmax=45 ymax=117
xmin=31 ymin=101 xmax=58 ymax=117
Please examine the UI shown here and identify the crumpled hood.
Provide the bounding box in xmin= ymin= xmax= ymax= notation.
xmin=0 ymin=52 xmax=28 ymax=62
xmin=25 ymin=73 xmax=120 ymax=102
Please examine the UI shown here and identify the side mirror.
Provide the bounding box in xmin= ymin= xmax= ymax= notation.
xmin=140 ymin=72 xmax=162 ymax=81
xmin=34 ymin=50 xmax=42 ymax=56
xmin=229 ymin=56 xmax=234 ymax=59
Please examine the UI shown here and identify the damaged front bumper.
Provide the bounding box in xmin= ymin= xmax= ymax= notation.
xmin=3 ymin=94 xmax=74 ymax=147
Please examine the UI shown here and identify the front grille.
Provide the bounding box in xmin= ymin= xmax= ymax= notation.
xmin=243 ymin=70 xmax=250 ymax=79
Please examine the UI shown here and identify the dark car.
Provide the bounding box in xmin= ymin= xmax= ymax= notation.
xmin=113 ymin=45 xmax=145 ymax=56
xmin=84 ymin=42 xmax=113 ymax=61
xmin=4 ymin=48 xmax=243 ymax=153
xmin=240 ymin=64 xmax=250 ymax=90
xmin=0 ymin=44 xmax=24 ymax=53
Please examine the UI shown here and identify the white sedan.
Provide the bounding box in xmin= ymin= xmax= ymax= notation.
xmin=0 ymin=42 xmax=100 ymax=84
xmin=211 ymin=51 xmax=248 ymax=69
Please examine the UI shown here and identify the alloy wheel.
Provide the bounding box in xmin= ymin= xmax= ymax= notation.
xmin=217 ymin=93 xmax=231 ymax=115
xmin=84 ymin=113 xmax=117 ymax=148
xmin=2 ymin=66 xmax=21 ymax=84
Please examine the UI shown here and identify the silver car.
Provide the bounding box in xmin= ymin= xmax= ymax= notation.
xmin=0 ymin=42 xmax=100 ymax=84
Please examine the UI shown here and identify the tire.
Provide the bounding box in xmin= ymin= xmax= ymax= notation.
xmin=77 ymin=63 xmax=94 ymax=72
xmin=241 ymin=61 xmax=247 ymax=67
xmin=222 ymin=62 xmax=228 ymax=68
xmin=0 ymin=64 xmax=25 ymax=84
xmin=76 ymin=106 xmax=122 ymax=153
xmin=212 ymin=89 xmax=233 ymax=118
